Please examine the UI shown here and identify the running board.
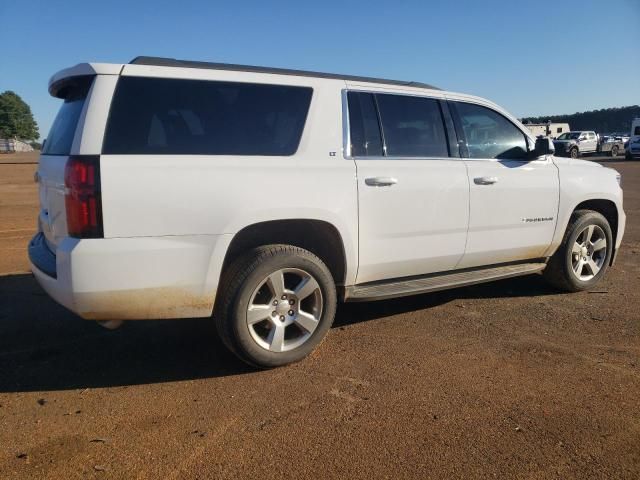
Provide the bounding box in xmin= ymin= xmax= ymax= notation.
xmin=344 ymin=262 xmax=547 ymax=302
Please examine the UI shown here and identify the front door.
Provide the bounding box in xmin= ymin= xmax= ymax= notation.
xmin=449 ymin=100 xmax=559 ymax=269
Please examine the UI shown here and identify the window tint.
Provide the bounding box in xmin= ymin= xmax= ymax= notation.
xmin=42 ymin=78 xmax=93 ymax=155
xmin=635 ymin=126 xmax=640 ymax=136
xmin=103 ymin=77 xmax=312 ymax=155
xmin=347 ymin=92 xmax=383 ymax=156
xmin=454 ymin=102 xmax=528 ymax=159
xmin=375 ymin=94 xmax=448 ymax=157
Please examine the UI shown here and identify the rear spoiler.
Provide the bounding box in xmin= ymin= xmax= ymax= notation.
xmin=49 ymin=63 xmax=123 ymax=98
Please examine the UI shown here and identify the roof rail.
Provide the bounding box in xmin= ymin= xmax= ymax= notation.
xmin=129 ymin=56 xmax=440 ymax=91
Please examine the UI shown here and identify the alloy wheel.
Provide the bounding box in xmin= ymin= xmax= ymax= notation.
xmin=246 ymin=268 xmax=323 ymax=352
xmin=571 ymin=224 xmax=607 ymax=281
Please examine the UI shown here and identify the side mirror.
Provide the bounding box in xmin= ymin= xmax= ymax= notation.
xmin=532 ymin=137 xmax=554 ymax=158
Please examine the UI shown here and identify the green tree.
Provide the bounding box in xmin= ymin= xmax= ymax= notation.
xmin=0 ymin=91 xmax=39 ymax=140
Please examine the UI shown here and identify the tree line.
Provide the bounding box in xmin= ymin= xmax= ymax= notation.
xmin=522 ymin=105 xmax=640 ymax=134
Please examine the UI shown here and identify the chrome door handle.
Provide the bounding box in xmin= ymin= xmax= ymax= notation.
xmin=474 ymin=176 xmax=498 ymax=185
xmin=365 ymin=177 xmax=398 ymax=187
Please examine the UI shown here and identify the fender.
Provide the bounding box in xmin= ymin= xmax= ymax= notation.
xmin=544 ymin=157 xmax=624 ymax=257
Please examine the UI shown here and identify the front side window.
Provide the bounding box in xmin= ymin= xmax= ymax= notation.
xmin=375 ymin=94 xmax=449 ymax=157
xmin=454 ymin=102 xmax=528 ymax=159
xmin=103 ymin=77 xmax=312 ymax=155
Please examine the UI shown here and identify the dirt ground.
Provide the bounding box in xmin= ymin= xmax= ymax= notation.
xmin=0 ymin=151 xmax=638 ymax=479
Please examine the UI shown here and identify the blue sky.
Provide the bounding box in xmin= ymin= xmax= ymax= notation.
xmin=1 ymin=0 xmax=639 ymax=140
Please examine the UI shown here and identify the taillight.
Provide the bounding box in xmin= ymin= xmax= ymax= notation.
xmin=64 ymin=155 xmax=103 ymax=238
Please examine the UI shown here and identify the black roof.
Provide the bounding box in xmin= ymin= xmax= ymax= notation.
xmin=129 ymin=56 xmax=440 ymax=90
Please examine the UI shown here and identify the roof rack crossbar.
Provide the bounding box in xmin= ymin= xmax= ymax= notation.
xmin=129 ymin=56 xmax=440 ymax=90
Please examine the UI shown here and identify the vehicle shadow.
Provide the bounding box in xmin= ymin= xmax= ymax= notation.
xmin=0 ymin=272 xmax=557 ymax=393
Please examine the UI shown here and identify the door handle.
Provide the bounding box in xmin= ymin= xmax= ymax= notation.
xmin=474 ymin=176 xmax=498 ymax=185
xmin=365 ymin=177 xmax=398 ymax=187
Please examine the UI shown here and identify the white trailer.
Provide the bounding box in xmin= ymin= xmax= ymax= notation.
xmin=524 ymin=122 xmax=570 ymax=139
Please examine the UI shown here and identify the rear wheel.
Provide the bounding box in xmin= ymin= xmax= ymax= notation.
xmin=570 ymin=147 xmax=579 ymax=159
xmin=610 ymin=145 xmax=619 ymax=157
xmin=543 ymin=210 xmax=613 ymax=292
xmin=215 ymin=245 xmax=337 ymax=368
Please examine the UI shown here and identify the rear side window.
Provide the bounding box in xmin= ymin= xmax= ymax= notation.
xmin=634 ymin=126 xmax=640 ymax=135
xmin=42 ymin=77 xmax=93 ymax=155
xmin=103 ymin=77 xmax=312 ymax=156
xmin=453 ymin=102 xmax=528 ymax=159
xmin=375 ymin=94 xmax=449 ymax=157
xmin=347 ymin=92 xmax=383 ymax=157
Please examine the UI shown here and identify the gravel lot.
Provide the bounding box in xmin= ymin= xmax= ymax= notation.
xmin=0 ymin=152 xmax=638 ymax=479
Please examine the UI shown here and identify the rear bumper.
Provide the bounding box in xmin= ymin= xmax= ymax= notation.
xmin=29 ymin=232 xmax=232 ymax=320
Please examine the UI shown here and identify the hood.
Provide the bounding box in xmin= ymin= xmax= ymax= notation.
xmin=553 ymin=157 xmax=603 ymax=168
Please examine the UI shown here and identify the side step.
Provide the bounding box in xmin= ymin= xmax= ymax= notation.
xmin=344 ymin=262 xmax=547 ymax=302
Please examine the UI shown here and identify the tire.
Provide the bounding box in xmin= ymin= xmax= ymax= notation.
xmin=215 ymin=245 xmax=337 ymax=368
xmin=543 ymin=210 xmax=613 ymax=292
xmin=570 ymin=147 xmax=579 ymax=159
xmin=610 ymin=146 xmax=619 ymax=157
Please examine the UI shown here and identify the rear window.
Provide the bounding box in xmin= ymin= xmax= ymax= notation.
xmin=347 ymin=92 xmax=383 ymax=157
xmin=103 ymin=77 xmax=313 ymax=156
xmin=42 ymin=77 xmax=93 ymax=155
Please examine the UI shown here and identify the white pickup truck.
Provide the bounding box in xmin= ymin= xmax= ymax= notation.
xmin=553 ymin=131 xmax=599 ymax=158
xmin=30 ymin=57 xmax=626 ymax=367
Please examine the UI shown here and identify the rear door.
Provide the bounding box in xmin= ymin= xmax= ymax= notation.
xmin=585 ymin=132 xmax=598 ymax=153
xmin=449 ymin=100 xmax=559 ymax=269
xmin=37 ymin=77 xmax=94 ymax=250
xmin=348 ymin=89 xmax=470 ymax=284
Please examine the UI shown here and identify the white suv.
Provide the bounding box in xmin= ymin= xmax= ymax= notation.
xmin=30 ymin=57 xmax=626 ymax=367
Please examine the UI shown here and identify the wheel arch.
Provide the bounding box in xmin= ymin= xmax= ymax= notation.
xmin=220 ymin=219 xmax=348 ymax=288
xmin=573 ymin=199 xmax=618 ymax=246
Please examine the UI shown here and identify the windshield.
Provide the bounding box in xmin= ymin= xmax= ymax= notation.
xmin=557 ymin=132 xmax=580 ymax=140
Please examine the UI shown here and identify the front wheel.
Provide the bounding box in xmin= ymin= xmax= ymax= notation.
xmin=543 ymin=210 xmax=613 ymax=292
xmin=215 ymin=245 xmax=337 ymax=368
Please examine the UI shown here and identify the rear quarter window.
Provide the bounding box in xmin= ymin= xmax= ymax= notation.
xmin=42 ymin=77 xmax=93 ymax=155
xmin=102 ymin=77 xmax=313 ymax=156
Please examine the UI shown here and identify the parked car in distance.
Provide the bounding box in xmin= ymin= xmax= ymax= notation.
xmin=29 ymin=57 xmax=626 ymax=367
xmin=597 ymin=135 xmax=625 ymax=157
xmin=611 ymin=132 xmax=630 ymax=144
xmin=626 ymin=118 xmax=640 ymax=160
xmin=553 ymin=131 xmax=599 ymax=158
